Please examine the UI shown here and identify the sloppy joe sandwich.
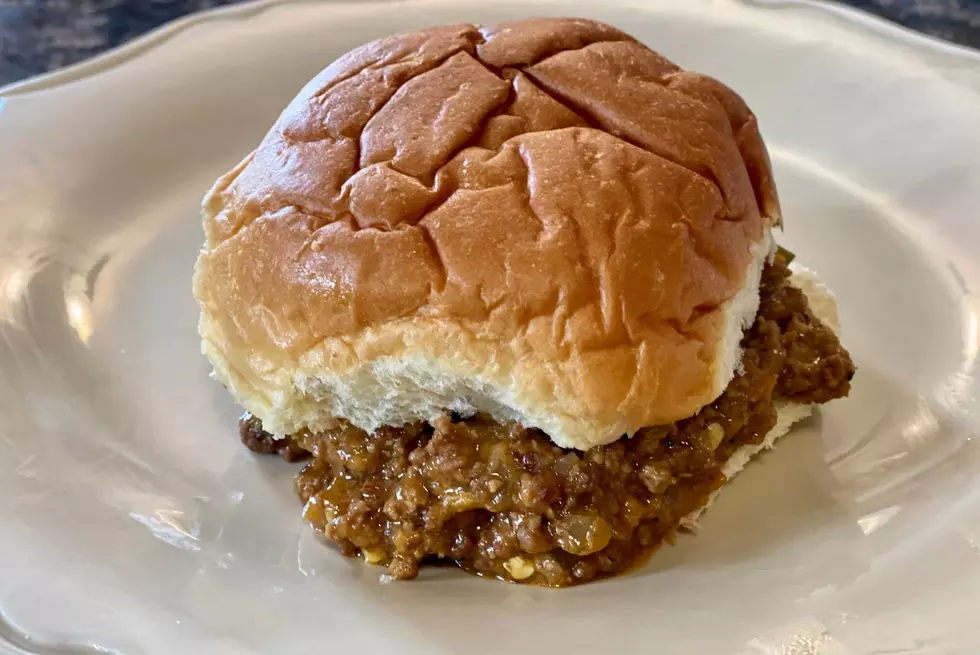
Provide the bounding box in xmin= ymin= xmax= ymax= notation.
xmin=193 ymin=17 xmax=855 ymax=586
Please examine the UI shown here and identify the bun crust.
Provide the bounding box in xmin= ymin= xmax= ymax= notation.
xmin=193 ymin=18 xmax=781 ymax=449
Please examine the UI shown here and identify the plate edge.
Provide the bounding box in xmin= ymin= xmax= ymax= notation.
xmin=743 ymin=0 xmax=980 ymax=63
xmin=1 ymin=0 xmax=979 ymax=98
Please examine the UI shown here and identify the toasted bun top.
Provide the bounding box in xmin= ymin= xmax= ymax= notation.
xmin=193 ymin=17 xmax=781 ymax=450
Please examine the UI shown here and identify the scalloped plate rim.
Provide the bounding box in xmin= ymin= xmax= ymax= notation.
xmin=1 ymin=0 xmax=979 ymax=100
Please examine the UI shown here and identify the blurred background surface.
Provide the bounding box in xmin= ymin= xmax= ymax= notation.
xmin=0 ymin=0 xmax=978 ymax=87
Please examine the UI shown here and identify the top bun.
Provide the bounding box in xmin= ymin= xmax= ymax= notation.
xmin=193 ymin=18 xmax=781 ymax=450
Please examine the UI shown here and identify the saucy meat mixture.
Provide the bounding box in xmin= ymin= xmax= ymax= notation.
xmin=241 ymin=259 xmax=854 ymax=586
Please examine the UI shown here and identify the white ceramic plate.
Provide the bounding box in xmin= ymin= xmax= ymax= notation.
xmin=1 ymin=1 xmax=979 ymax=653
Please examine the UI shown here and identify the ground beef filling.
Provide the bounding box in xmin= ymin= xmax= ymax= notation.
xmin=240 ymin=260 xmax=854 ymax=586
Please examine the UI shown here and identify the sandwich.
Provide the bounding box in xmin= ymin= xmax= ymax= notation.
xmin=193 ymin=17 xmax=855 ymax=587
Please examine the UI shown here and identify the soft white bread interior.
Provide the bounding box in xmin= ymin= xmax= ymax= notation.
xmin=681 ymin=263 xmax=840 ymax=529
xmin=193 ymin=18 xmax=784 ymax=450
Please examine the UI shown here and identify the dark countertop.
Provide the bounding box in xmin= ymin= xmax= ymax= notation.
xmin=0 ymin=0 xmax=978 ymax=87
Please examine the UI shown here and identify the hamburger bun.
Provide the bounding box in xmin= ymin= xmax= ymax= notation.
xmin=193 ymin=17 xmax=783 ymax=450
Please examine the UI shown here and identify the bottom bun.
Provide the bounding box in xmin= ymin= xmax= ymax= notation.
xmin=681 ymin=262 xmax=838 ymax=530
xmin=680 ymin=400 xmax=811 ymax=530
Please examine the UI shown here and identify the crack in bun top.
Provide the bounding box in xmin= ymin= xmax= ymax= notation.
xmin=193 ymin=17 xmax=782 ymax=450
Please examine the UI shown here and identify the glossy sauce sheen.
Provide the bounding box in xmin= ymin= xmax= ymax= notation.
xmin=242 ymin=260 xmax=854 ymax=586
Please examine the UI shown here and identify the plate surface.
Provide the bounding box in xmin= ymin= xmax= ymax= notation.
xmin=1 ymin=1 xmax=979 ymax=653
